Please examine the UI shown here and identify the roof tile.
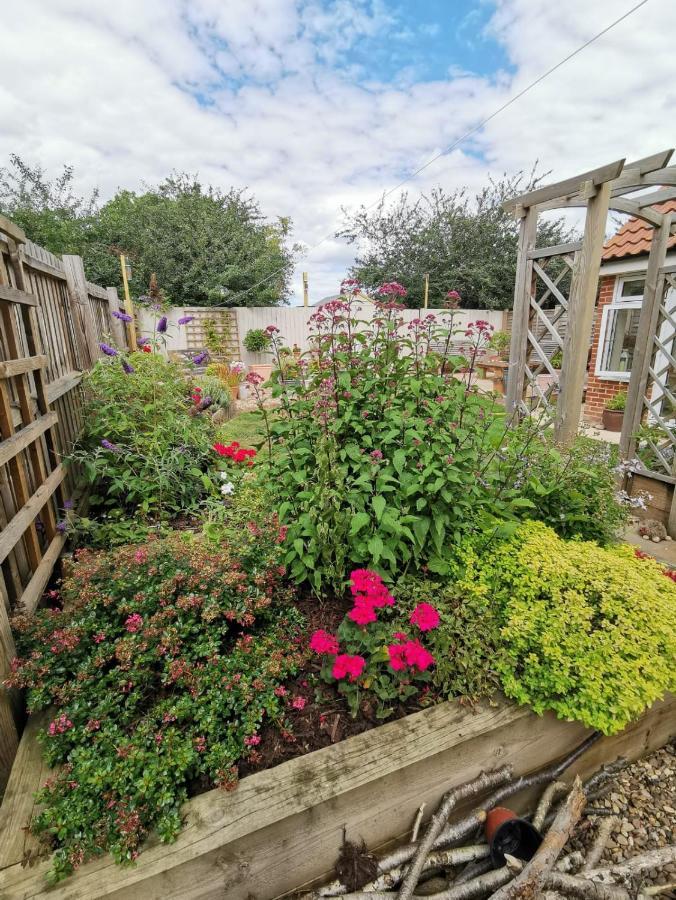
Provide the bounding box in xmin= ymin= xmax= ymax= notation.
xmin=602 ymin=199 xmax=676 ymax=260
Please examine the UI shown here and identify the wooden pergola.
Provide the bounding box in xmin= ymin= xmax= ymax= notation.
xmin=503 ymin=149 xmax=676 ymax=481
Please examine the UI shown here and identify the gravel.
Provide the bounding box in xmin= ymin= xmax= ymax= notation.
xmin=565 ymin=741 xmax=676 ymax=894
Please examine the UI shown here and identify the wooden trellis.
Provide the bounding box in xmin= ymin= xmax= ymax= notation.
xmin=505 ymin=149 xmax=676 ymax=447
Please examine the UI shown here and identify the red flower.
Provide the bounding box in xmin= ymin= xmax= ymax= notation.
xmin=348 ymin=600 xmax=378 ymax=626
xmin=410 ymin=602 xmax=440 ymax=632
xmin=309 ymin=630 xmax=340 ymax=655
xmin=332 ymin=653 xmax=366 ymax=682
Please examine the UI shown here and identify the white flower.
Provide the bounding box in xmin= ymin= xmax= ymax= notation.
xmin=221 ymin=481 xmax=235 ymax=496
xmin=220 ymin=471 xmax=230 ymax=480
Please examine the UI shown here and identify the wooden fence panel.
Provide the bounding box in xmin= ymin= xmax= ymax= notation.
xmin=0 ymin=218 xmax=120 ymax=791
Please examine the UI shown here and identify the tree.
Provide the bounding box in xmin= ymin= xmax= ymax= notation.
xmin=0 ymin=154 xmax=99 ymax=255
xmin=0 ymin=157 xmax=294 ymax=307
xmin=337 ymin=172 xmax=573 ymax=309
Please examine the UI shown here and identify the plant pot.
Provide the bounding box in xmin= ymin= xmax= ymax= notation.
xmin=485 ymin=806 xmax=543 ymax=867
xmin=238 ymin=384 xmax=249 ymax=401
xmin=229 ymin=384 xmax=240 ymax=401
xmin=249 ymin=364 xmax=273 ymax=382
xmin=602 ymin=408 xmax=624 ymax=432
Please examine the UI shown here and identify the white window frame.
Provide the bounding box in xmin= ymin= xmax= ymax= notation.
xmin=594 ymin=276 xmax=645 ymax=381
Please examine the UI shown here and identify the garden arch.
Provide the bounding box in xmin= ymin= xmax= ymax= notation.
xmin=503 ymin=149 xmax=676 ymax=487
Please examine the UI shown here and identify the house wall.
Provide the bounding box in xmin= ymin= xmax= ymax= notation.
xmin=584 ymin=275 xmax=628 ymax=423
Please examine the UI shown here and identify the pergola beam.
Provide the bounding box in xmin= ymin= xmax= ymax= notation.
xmin=637 ymin=186 xmax=676 ymax=208
xmin=502 ymin=158 xmax=625 ymax=213
xmin=610 ymin=198 xmax=665 ymax=227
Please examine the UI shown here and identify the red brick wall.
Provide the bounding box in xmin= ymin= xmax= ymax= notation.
xmin=584 ymin=275 xmax=627 ymax=423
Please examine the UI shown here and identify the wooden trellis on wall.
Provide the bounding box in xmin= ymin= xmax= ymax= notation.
xmin=505 ymin=149 xmax=676 ymax=447
xmin=0 ymin=215 xmax=125 ymax=790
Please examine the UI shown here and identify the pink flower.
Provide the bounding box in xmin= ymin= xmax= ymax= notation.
xmin=410 ymin=602 xmax=440 ymax=632
xmin=244 ymin=734 xmax=261 ymax=746
xmin=387 ymin=643 xmax=408 ymax=672
xmin=377 ymin=282 xmax=408 ymax=298
xmin=48 ymin=714 xmax=73 ymax=735
xmin=134 ymin=549 xmax=148 ymax=564
xmin=194 ymin=735 xmax=207 ymax=753
xmin=348 ymin=600 xmax=378 ymax=626
xmin=292 ymin=696 xmax=307 ymax=710
xmin=93 ymin=631 xmax=106 ymax=644
xmin=274 ymin=685 xmax=288 ymax=697
xmin=402 ymin=640 xmax=435 ymax=672
xmin=332 ymin=654 xmax=366 ymax=682
xmin=309 ymin=630 xmax=340 ymax=655
xmin=124 ymin=613 xmax=143 ymax=633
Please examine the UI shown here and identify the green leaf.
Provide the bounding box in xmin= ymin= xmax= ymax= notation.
xmin=392 ymin=449 xmax=406 ymax=475
xmin=367 ymin=535 xmax=384 ymax=564
xmin=372 ymin=495 xmax=386 ymax=522
xmin=412 ymin=517 xmax=430 ymax=549
xmin=349 ymin=512 xmax=371 ymax=535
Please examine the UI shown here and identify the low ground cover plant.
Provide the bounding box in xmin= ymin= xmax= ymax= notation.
xmin=7 ymin=530 xmax=304 ymax=881
xmin=459 ymin=521 xmax=676 ymax=734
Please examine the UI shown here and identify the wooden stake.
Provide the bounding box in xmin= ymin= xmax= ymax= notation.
xmin=423 ymin=274 xmax=429 ymax=310
xmin=303 ymin=272 xmax=309 ymax=308
xmin=119 ymin=255 xmax=137 ymax=347
xmin=505 ymin=207 xmax=538 ymax=414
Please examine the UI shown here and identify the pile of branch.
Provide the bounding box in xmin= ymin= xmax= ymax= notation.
xmin=299 ymin=734 xmax=676 ymax=900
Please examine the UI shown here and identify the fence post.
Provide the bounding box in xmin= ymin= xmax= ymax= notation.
xmin=106 ymin=287 xmax=128 ymax=350
xmin=505 ymin=206 xmax=537 ymax=414
xmin=62 ymin=255 xmax=99 ymax=368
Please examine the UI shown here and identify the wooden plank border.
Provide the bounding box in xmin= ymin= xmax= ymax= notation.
xmin=0 ymin=465 xmax=64 ymax=565
xmin=0 ymin=693 xmax=673 ymax=900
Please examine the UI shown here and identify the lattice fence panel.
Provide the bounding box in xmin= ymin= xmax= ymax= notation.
xmin=635 ymin=272 xmax=676 ymax=477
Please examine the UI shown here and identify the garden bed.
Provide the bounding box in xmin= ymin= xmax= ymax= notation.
xmin=0 ymin=693 xmax=673 ymax=900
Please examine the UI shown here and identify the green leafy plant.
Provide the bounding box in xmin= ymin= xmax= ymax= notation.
xmin=6 ymin=530 xmax=304 ymax=881
xmin=502 ymin=433 xmax=629 ymax=544
xmin=550 ymin=349 xmax=563 ymax=369
xmin=69 ymin=352 xmax=216 ymax=520
xmin=395 ymin=574 xmax=503 ymax=702
xmin=488 ymin=330 xmax=510 ymax=356
xmin=605 ymin=391 xmax=627 ymax=412
xmin=243 ymin=328 xmax=272 ymax=353
xmin=466 ymin=521 xmax=676 ymax=734
xmin=251 ymin=289 xmax=541 ymax=593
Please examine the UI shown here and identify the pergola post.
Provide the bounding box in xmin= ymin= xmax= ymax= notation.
xmin=554 ymin=181 xmax=613 ymax=445
xmin=619 ymin=214 xmax=673 ymax=459
xmin=505 ymin=206 xmax=537 ymax=414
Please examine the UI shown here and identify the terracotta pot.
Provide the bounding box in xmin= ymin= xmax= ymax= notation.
xmin=249 ymin=364 xmax=273 ymax=382
xmin=602 ymin=408 xmax=624 ymax=432
xmin=485 ymin=806 xmax=542 ymax=867
xmin=229 ymin=384 xmax=240 ymax=400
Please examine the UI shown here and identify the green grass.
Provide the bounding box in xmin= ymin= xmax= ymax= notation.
xmin=215 ymin=411 xmax=271 ymax=449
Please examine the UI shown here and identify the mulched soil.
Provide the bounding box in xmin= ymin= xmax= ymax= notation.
xmin=239 ymin=591 xmax=431 ymax=780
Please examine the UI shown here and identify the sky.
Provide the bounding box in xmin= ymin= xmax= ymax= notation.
xmin=1 ymin=0 xmax=675 ymax=304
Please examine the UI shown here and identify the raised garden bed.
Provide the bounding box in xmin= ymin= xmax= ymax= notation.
xmin=0 ymin=693 xmax=673 ymax=900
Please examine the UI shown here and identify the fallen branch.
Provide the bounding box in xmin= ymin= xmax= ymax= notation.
xmin=586 ymin=846 xmax=676 ymax=883
xmin=337 ymin=865 xmax=514 ymax=900
xmin=640 ymin=884 xmax=676 ymax=897
xmin=582 ymin=816 xmax=619 ymax=872
xmin=490 ymin=776 xmax=586 ymax=900
xmin=556 ymin=851 xmax=585 ymax=873
xmin=533 ymin=781 xmax=569 ymax=831
xmin=411 ymin=804 xmax=425 ymax=844
xmin=360 ymin=846 xmax=489 ymax=893
xmin=504 ymin=855 xmax=630 ymax=899
xmin=397 ymin=770 xmax=508 ymax=900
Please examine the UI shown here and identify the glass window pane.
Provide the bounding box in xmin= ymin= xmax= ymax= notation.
xmin=619 ymin=278 xmax=645 ymax=299
xmin=600 ymin=307 xmax=642 ymax=373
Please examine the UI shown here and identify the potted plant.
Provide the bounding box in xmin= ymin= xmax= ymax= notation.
xmin=536 ymin=349 xmax=563 ymax=394
xmin=212 ymin=361 xmax=246 ymax=400
xmin=602 ymin=390 xmax=627 ymax=431
xmin=488 ymin=330 xmax=510 ymax=361
xmin=243 ymin=328 xmax=272 ymax=354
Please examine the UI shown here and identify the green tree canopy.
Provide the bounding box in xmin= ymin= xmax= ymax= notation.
xmin=0 ymin=156 xmax=294 ymax=307
xmin=337 ymin=172 xmax=574 ymax=310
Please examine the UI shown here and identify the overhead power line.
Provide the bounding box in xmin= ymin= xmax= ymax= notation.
xmin=210 ymin=0 xmax=651 ymax=308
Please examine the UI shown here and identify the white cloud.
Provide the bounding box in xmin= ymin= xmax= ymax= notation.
xmin=1 ymin=0 xmax=675 ymax=304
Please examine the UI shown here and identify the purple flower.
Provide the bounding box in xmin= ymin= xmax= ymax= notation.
xmin=198 ymin=396 xmax=213 ymax=411
xmin=99 ymin=343 xmax=118 ymax=357
xmin=63 ymin=499 xmax=74 ymax=510
xmin=137 ymin=336 xmax=150 ymax=348
xmin=156 ymin=316 xmax=168 ymax=334
xmin=178 ymin=316 xmax=194 ymax=325
xmin=121 ymin=359 xmax=135 ymax=375
xmin=192 ymin=351 xmax=209 ymax=365
xmin=56 ymin=520 xmax=68 ymax=534
xmin=112 ymin=311 xmax=133 ymax=322
xmin=101 ymin=439 xmax=123 ymax=453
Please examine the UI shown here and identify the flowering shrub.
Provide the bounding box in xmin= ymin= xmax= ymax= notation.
xmin=70 ymin=353 xmax=216 ymax=525
xmin=310 ymin=569 xmax=438 ymax=718
xmin=6 ymin=532 xmax=304 ymax=880
xmin=256 ymin=287 xmax=541 ymax=592
xmin=463 ymin=521 xmax=676 ymax=734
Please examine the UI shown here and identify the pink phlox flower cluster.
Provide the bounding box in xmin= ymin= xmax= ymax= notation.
xmin=347 ymin=569 xmax=394 ymax=626
xmin=377 ymin=282 xmax=408 ymax=297
xmin=124 ymin=613 xmax=143 ymax=633
xmin=387 ymin=637 xmax=435 ymax=672
xmin=244 ymin=734 xmax=261 ymax=746
xmin=309 ymin=630 xmax=340 ymax=655
xmin=410 ymin=602 xmax=440 ymax=632
xmin=291 ymin=696 xmax=307 ymax=710
xmin=332 ymin=653 xmax=366 ymax=682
